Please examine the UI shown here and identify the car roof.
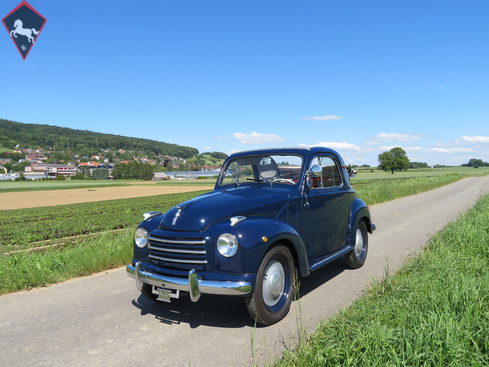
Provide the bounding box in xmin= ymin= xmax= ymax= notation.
xmin=227 ymin=147 xmax=341 ymax=159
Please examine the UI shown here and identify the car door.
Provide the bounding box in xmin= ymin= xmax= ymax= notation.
xmin=300 ymin=155 xmax=352 ymax=259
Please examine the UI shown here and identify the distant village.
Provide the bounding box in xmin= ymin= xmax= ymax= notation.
xmin=0 ymin=147 xmax=223 ymax=181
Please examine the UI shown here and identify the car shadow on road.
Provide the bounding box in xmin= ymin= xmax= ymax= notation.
xmin=132 ymin=293 xmax=254 ymax=329
xmin=130 ymin=258 xmax=347 ymax=329
xmin=297 ymin=258 xmax=346 ymax=298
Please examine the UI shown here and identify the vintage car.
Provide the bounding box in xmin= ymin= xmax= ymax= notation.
xmin=127 ymin=147 xmax=375 ymax=325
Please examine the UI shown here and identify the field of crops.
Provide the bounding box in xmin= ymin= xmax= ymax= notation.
xmin=1 ymin=190 xmax=208 ymax=254
xmin=0 ymin=190 xmax=209 ymax=294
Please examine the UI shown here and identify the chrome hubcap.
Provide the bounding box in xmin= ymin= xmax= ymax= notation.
xmin=354 ymin=228 xmax=364 ymax=258
xmin=262 ymin=260 xmax=285 ymax=307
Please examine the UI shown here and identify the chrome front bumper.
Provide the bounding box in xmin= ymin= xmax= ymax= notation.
xmin=126 ymin=262 xmax=252 ymax=302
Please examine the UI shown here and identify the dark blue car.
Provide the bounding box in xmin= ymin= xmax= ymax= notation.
xmin=127 ymin=147 xmax=375 ymax=325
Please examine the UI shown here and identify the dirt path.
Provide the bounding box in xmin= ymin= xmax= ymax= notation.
xmin=0 ymin=185 xmax=213 ymax=210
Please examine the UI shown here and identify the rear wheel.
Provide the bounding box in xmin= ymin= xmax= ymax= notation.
xmin=345 ymin=221 xmax=368 ymax=269
xmin=246 ymin=245 xmax=296 ymax=325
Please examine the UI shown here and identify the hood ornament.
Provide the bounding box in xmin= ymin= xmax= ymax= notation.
xmin=230 ymin=216 xmax=246 ymax=227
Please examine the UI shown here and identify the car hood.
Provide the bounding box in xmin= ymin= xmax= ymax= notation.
xmin=160 ymin=187 xmax=290 ymax=231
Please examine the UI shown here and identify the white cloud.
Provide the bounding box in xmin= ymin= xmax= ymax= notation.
xmin=462 ymin=135 xmax=489 ymax=143
xmin=381 ymin=146 xmax=474 ymax=154
xmin=232 ymin=132 xmax=285 ymax=144
xmin=299 ymin=142 xmax=361 ymax=151
xmin=428 ymin=147 xmax=473 ymax=153
xmin=376 ymin=133 xmax=421 ymax=141
xmin=301 ymin=115 xmax=342 ymax=121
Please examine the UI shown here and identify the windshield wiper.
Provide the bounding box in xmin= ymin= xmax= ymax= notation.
xmin=246 ymin=177 xmax=272 ymax=187
xmin=227 ymin=169 xmax=240 ymax=188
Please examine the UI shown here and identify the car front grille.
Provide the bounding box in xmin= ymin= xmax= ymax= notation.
xmin=148 ymin=235 xmax=207 ymax=265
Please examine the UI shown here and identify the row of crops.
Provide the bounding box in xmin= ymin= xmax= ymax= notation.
xmin=0 ymin=190 xmax=208 ymax=253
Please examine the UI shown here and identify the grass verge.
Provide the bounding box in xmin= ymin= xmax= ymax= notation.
xmin=0 ymin=229 xmax=134 ymax=295
xmin=275 ymin=194 xmax=489 ymax=366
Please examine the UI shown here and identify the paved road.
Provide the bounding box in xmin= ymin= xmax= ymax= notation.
xmin=1 ymin=176 xmax=489 ymax=367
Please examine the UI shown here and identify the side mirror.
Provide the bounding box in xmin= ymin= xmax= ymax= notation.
xmin=306 ymin=165 xmax=322 ymax=189
xmin=308 ymin=165 xmax=322 ymax=177
xmin=347 ymin=167 xmax=357 ymax=177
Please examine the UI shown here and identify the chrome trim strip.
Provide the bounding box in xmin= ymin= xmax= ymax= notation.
xmin=148 ymin=245 xmax=206 ymax=255
xmin=309 ymin=244 xmax=354 ymax=272
xmin=148 ymin=237 xmax=206 ymax=245
xmin=143 ymin=211 xmax=162 ymax=221
xmin=230 ymin=216 xmax=246 ymax=227
xmin=149 ymin=254 xmax=208 ymax=264
xmin=126 ymin=264 xmax=252 ymax=300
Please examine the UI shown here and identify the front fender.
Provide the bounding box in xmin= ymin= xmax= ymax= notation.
xmin=207 ymin=217 xmax=309 ymax=276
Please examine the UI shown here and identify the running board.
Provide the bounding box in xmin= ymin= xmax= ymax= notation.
xmin=308 ymin=245 xmax=353 ymax=272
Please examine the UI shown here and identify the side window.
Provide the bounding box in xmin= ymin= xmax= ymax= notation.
xmin=308 ymin=156 xmax=343 ymax=188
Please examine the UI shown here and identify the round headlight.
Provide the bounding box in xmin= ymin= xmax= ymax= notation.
xmin=135 ymin=227 xmax=148 ymax=248
xmin=217 ymin=233 xmax=239 ymax=258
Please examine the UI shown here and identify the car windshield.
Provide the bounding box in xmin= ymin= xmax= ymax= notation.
xmin=218 ymin=154 xmax=303 ymax=187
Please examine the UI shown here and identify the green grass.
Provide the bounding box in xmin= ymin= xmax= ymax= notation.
xmin=352 ymin=173 xmax=471 ymax=205
xmin=275 ymin=194 xmax=489 ymax=367
xmin=352 ymin=166 xmax=489 ymax=180
xmin=0 ymin=229 xmax=134 ymax=295
xmin=154 ymin=179 xmax=216 ymax=186
xmin=0 ymin=180 xmax=130 ymax=193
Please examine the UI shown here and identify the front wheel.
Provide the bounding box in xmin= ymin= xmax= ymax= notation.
xmin=345 ymin=221 xmax=368 ymax=269
xmin=245 ymin=245 xmax=296 ymax=325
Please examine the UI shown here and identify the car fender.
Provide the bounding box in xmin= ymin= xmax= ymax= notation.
xmin=207 ymin=217 xmax=310 ymax=276
xmin=349 ymin=198 xmax=373 ymax=245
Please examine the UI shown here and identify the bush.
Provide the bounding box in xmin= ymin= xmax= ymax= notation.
xmin=56 ymin=175 xmax=66 ymax=181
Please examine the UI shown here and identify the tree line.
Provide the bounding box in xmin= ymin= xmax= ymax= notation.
xmin=0 ymin=119 xmax=198 ymax=158
xmin=111 ymin=161 xmax=155 ymax=180
xmin=462 ymin=158 xmax=489 ymax=168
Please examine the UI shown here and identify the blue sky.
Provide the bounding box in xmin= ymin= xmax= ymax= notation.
xmin=1 ymin=0 xmax=488 ymax=166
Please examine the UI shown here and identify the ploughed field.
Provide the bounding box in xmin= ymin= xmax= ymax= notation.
xmin=0 ymin=183 xmax=213 ymax=210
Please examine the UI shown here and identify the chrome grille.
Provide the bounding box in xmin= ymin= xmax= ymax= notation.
xmin=148 ymin=236 xmax=207 ymax=265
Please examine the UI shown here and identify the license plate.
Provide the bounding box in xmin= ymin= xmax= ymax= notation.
xmin=153 ymin=287 xmax=180 ymax=303
xmin=157 ymin=289 xmax=172 ymax=302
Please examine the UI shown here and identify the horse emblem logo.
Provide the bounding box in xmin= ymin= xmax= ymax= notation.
xmin=2 ymin=1 xmax=46 ymax=60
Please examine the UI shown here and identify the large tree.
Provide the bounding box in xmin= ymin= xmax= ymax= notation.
xmin=378 ymin=147 xmax=409 ymax=174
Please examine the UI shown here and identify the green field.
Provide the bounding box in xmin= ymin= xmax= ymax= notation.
xmin=0 ymin=190 xmax=209 ymax=295
xmin=0 ymin=180 xmax=130 ymax=193
xmin=351 ymin=166 xmax=489 ymax=181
